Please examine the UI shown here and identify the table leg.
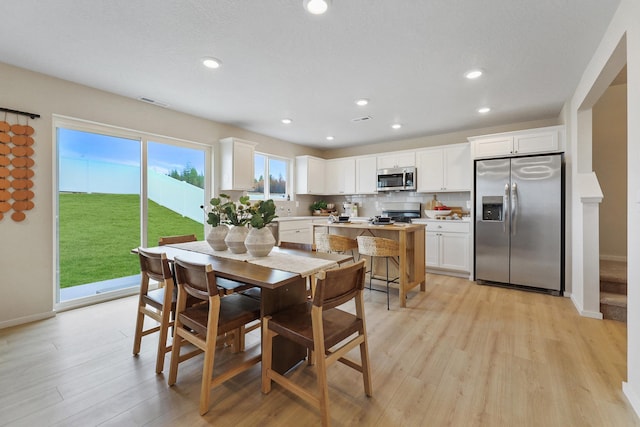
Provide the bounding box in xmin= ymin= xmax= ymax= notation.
xmin=260 ymin=277 xmax=307 ymax=374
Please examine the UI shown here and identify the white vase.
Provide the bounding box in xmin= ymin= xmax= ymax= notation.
xmin=206 ymin=225 xmax=229 ymax=251
xmin=245 ymin=227 xmax=276 ymax=257
xmin=224 ymin=225 xmax=249 ymax=254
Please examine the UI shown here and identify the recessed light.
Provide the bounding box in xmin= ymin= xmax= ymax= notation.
xmin=202 ymin=57 xmax=222 ymax=69
xmin=465 ymin=69 xmax=483 ymax=79
xmin=355 ymin=98 xmax=369 ymax=106
xmin=391 ymin=123 xmax=402 ymax=130
xmin=303 ymin=0 xmax=331 ymax=15
xmin=326 ymin=136 xmax=334 ymax=141
xmin=478 ymin=107 xmax=491 ymax=114
xmin=281 ymin=118 xmax=292 ymax=124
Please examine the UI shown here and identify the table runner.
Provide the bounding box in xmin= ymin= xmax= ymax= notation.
xmin=167 ymin=240 xmax=338 ymax=277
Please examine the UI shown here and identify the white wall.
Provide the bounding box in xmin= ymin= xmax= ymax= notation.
xmin=565 ymin=0 xmax=640 ymax=416
xmin=0 ymin=62 xmax=321 ymax=328
xmin=593 ymin=84 xmax=627 ymax=261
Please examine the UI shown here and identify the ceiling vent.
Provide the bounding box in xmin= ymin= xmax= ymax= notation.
xmin=351 ymin=115 xmax=372 ymax=122
xmin=137 ymin=97 xmax=169 ymax=108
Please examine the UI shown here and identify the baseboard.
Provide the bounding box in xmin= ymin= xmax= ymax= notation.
xmin=600 ymin=254 xmax=628 ymax=262
xmin=0 ymin=310 xmax=56 ymax=330
xmin=623 ymin=382 xmax=640 ymax=419
xmin=570 ymin=293 xmax=603 ymax=319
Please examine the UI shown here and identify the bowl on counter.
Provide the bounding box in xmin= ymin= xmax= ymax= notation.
xmin=424 ymin=209 xmax=452 ymax=218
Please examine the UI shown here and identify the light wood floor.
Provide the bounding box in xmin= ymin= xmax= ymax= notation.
xmin=1 ymin=274 xmax=639 ymax=426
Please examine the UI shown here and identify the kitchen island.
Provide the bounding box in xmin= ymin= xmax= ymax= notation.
xmin=312 ymin=221 xmax=426 ymax=308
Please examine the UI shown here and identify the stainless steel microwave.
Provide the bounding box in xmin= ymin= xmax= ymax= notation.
xmin=376 ymin=167 xmax=416 ymax=191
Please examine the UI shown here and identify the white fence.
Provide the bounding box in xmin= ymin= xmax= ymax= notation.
xmin=59 ymin=157 xmax=205 ymax=223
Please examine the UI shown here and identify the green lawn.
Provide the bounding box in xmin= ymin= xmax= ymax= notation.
xmin=59 ymin=193 xmax=204 ymax=288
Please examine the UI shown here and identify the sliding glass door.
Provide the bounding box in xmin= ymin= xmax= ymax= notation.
xmin=55 ymin=117 xmax=209 ymax=306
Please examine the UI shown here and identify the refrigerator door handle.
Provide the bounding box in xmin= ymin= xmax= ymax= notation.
xmin=503 ymin=183 xmax=509 ymax=233
xmin=511 ymin=182 xmax=518 ymax=235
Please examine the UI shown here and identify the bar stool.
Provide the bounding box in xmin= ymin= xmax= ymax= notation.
xmin=315 ymin=232 xmax=358 ymax=264
xmin=356 ymin=236 xmax=399 ymax=310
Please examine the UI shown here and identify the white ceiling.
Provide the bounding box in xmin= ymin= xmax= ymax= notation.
xmin=0 ymin=0 xmax=620 ymax=149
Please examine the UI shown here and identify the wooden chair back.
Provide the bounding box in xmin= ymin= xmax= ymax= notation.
xmin=313 ymin=259 xmax=366 ymax=309
xmin=158 ymin=234 xmax=197 ymax=246
xmin=173 ymin=256 xmax=219 ymax=300
xmin=138 ymin=247 xmax=172 ymax=284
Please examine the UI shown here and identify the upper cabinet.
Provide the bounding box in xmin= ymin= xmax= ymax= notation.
xmin=377 ymin=150 xmax=416 ymax=169
xmin=355 ymin=155 xmax=378 ymax=194
xmin=219 ymin=137 xmax=257 ymax=191
xmin=296 ymin=155 xmax=325 ymax=195
xmin=416 ymin=143 xmax=471 ymax=192
xmin=325 ymin=158 xmax=356 ymax=195
xmin=469 ymin=125 xmax=564 ymax=159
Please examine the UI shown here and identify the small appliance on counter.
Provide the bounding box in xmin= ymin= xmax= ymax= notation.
xmin=370 ymin=216 xmax=394 ymax=225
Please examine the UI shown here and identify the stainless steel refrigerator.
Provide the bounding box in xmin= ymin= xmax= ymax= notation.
xmin=475 ymin=154 xmax=563 ymax=295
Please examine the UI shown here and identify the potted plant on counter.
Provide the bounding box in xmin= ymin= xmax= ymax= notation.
xmin=245 ymin=199 xmax=278 ymax=257
xmin=222 ymin=195 xmax=252 ymax=254
xmin=309 ymin=200 xmax=328 ymax=215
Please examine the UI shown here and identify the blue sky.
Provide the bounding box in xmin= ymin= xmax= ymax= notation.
xmin=58 ymin=128 xmax=205 ymax=175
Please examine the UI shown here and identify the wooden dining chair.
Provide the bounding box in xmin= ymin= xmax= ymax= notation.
xmin=261 ymin=259 xmax=372 ymax=427
xmin=133 ymin=248 xmax=176 ymax=374
xmin=158 ymin=234 xmax=197 ymax=246
xmin=168 ymin=257 xmax=262 ymax=416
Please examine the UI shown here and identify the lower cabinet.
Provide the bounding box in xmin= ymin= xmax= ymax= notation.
xmin=278 ymin=219 xmax=312 ymax=244
xmin=423 ymin=220 xmax=470 ymax=276
xmin=277 ymin=218 xmax=330 ymax=245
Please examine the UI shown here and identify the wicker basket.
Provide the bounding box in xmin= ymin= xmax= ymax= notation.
xmin=356 ymin=236 xmax=399 ymax=257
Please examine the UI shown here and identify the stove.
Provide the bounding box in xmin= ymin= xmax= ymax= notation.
xmin=380 ymin=202 xmax=421 ymax=223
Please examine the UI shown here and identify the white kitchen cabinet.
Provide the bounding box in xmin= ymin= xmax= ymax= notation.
xmin=278 ymin=219 xmax=313 ymax=244
xmin=219 ymin=137 xmax=257 ymax=191
xmin=469 ymin=125 xmax=564 ymax=159
xmin=422 ymin=220 xmax=470 ymax=275
xmin=416 ymin=143 xmax=470 ymax=192
xmin=377 ymin=150 xmax=415 ymax=169
xmin=355 ymin=155 xmax=378 ymax=194
xmin=325 ymin=158 xmax=355 ymax=195
xmin=296 ymin=155 xmax=325 ymax=194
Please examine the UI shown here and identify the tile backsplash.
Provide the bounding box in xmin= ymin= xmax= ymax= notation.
xmin=276 ymin=192 xmax=471 ymax=218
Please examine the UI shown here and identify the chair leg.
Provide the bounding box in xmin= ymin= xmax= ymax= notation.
xmin=168 ymin=329 xmax=183 ymax=386
xmin=386 ymin=257 xmax=390 ymax=310
xmin=368 ymin=257 xmax=373 ymax=291
xmin=199 ymin=329 xmax=217 ymax=416
xmin=155 ymin=307 xmax=171 ymax=374
xmin=132 ymin=305 xmax=145 ymax=355
xmin=261 ymin=318 xmax=274 ymax=393
xmin=360 ymin=335 xmax=373 ymax=397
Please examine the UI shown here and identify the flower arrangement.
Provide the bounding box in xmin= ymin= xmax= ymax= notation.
xmin=205 ymin=194 xmax=230 ymax=227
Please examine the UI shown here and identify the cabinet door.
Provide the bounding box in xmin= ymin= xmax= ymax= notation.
xmin=472 ymin=136 xmax=513 ymax=158
xmin=513 ymin=130 xmax=559 ymax=155
xmin=220 ymin=138 xmax=256 ymax=190
xmin=377 ymin=151 xmax=416 ymax=169
xmin=425 ymin=230 xmax=439 ymax=267
xmin=416 ymin=148 xmax=444 ymax=192
xmin=296 ymin=156 xmax=325 ymax=194
xmin=443 ymin=144 xmax=471 ymax=191
xmin=326 ymin=158 xmax=355 ymax=195
xmin=355 ymin=156 xmax=378 ymax=194
xmin=439 ymin=233 xmax=469 ymax=271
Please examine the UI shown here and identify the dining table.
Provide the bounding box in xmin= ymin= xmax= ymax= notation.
xmin=135 ymin=241 xmax=351 ymax=374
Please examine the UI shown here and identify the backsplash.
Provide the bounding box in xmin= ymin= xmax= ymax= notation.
xmin=275 ymin=192 xmax=471 ymax=218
